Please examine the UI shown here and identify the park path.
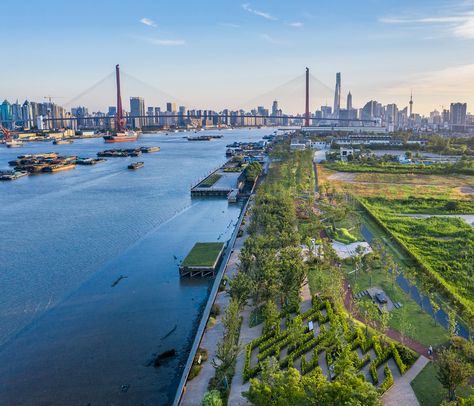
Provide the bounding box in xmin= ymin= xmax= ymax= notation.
xmin=382 ymin=356 xmax=429 ymax=406
xmin=180 ymin=205 xmax=252 ymax=405
xmin=227 ymin=303 xmax=263 ymax=406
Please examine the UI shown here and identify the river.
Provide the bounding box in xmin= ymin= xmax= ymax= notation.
xmin=0 ymin=128 xmax=269 ymax=405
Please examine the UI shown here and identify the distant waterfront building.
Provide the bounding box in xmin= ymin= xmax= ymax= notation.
xmin=21 ymin=100 xmax=33 ymax=129
xmin=385 ymin=103 xmax=398 ymax=131
xmin=130 ymin=97 xmax=145 ymax=128
xmin=333 ymin=72 xmax=341 ymax=118
xmin=346 ymin=91 xmax=352 ymax=110
xmin=450 ymin=102 xmax=467 ymax=131
xmin=321 ymin=105 xmax=332 ymax=118
xmin=1 ymin=99 xmax=12 ymax=129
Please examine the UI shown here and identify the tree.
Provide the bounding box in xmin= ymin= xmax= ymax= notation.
xmin=448 ymin=309 xmax=459 ymax=340
xmin=276 ymin=246 xmax=307 ymax=308
xmin=262 ymin=300 xmax=280 ymax=334
xmin=399 ymin=310 xmax=415 ymax=344
xmin=201 ymin=390 xmax=222 ymax=406
xmin=379 ymin=307 xmax=392 ymax=334
xmin=435 ymin=347 xmax=472 ymax=401
xmin=358 ymin=299 xmax=379 ymax=336
xmin=429 ymin=293 xmax=441 ymax=326
xmin=229 ymin=271 xmax=251 ymax=310
xmin=244 ymin=363 xmax=381 ymax=406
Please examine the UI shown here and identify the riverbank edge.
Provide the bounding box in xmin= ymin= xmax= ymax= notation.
xmin=172 ymin=196 xmax=252 ymax=406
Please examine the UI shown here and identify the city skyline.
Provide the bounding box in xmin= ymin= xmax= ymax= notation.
xmin=1 ymin=0 xmax=474 ymax=114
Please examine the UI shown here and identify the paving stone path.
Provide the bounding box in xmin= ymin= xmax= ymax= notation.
xmin=382 ymin=356 xmax=429 ymax=406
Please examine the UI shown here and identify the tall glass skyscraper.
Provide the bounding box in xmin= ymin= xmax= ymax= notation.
xmin=333 ymin=72 xmax=341 ymax=118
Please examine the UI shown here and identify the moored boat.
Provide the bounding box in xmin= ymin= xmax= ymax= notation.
xmin=6 ymin=140 xmax=23 ymax=148
xmin=103 ymin=130 xmax=138 ymax=143
xmin=0 ymin=170 xmax=28 ymax=181
xmin=53 ymin=139 xmax=74 ymax=145
xmin=128 ymin=162 xmax=144 ymax=170
xmin=42 ymin=163 xmax=76 ymax=173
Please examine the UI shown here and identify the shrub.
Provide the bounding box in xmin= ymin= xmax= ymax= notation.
xmin=391 ymin=344 xmax=407 ymax=374
xmin=211 ymin=303 xmax=221 ymax=317
xmin=369 ymin=361 xmax=378 ymax=385
xmin=189 ymin=364 xmax=202 ymax=380
xmin=378 ymin=364 xmax=394 ymax=394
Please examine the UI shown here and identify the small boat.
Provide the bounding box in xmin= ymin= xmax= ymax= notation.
xmin=140 ymin=146 xmax=160 ymax=153
xmin=5 ymin=140 xmax=23 ymax=148
xmin=0 ymin=170 xmax=28 ymax=181
xmin=128 ymin=162 xmax=144 ymax=170
xmin=187 ymin=135 xmax=212 ymax=141
xmin=53 ymin=139 xmax=73 ymax=145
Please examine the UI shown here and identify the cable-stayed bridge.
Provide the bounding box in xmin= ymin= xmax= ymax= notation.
xmin=3 ymin=66 xmax=377 ymax=129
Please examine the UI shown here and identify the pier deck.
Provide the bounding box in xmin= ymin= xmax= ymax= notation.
xmin=179 ymin=242 xmax=225 ymax=277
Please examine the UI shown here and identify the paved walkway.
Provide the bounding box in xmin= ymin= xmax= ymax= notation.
xmin=181 ymin=291 xmax=229 ymax=406
xmin=382 ymin=356 xmax=429 ymax=406
xmin=227 ymin=303 xmax=263 ymax=406
xmin=180 ymin=203 xmax=253 ymax=405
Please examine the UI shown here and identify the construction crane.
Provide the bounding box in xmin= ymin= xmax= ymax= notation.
xmin=0 ymin=123 xmax=12 ymax=142
xmin=43 ymin=96 xmax=66 ymax=103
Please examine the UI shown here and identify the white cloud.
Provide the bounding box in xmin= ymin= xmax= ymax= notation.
xmin=383 ymin=63 xmax=474 ymax=96
xmin=139 ymin=17 xmax=157 ymax=28
xmin=219 ymin=22 xmax=241 ymax=28
xmin=242 ymin=3 xmax=277 ymax=20
xmin=133 ymin=35 xmax=185 ymax=46
xmin=289 ymin=21 xmax=303 ymax=28
xmin=380 ymin=11 xmax=474 ymax=39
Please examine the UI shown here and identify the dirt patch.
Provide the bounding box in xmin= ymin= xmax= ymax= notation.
xmin=327 ymin=172 xmax=357 ymax=182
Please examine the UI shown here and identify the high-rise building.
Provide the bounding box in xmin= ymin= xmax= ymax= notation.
xmin=130 ymin=97 xmax=145 ymax=128
xmin=321 ymin=105 xmax=332 ymax=118
xmin=385 ymin=103 xmax=398 ymax=130
xmin=1 ymin=99 xmax=12 ymax=129
xmin=333 ymin=72 xmax=341 ymax=118
xmin=166 ymin=102 xmax=177 ymax=113
xmin=409 ymin=92 xmax=413 ymax=118
xmin=346 ymin=91 xmax=352 ymax=110
xmin=450 ymin=102 xmax=467 ymax=131
xmin=178 ymin=105 xmax=186 ymax=127
xmin=22 ymin=100 xmax=33 ymax=129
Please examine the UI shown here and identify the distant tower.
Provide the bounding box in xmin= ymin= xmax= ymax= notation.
xmin=333 ymin=72 xmax=341 ymax=117
xmin=305 ymin=67 xmax=310 ymax=127
xmin=347 ymin=91 xmax=352 ymax=110
xmin=409 ymin=91 xmax=413 ymax=118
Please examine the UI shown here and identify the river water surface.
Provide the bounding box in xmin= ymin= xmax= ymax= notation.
xmin=0 ymin=128 xmax=268 ymax=405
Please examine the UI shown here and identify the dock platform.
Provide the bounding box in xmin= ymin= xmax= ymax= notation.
xmin=179 ymin=242 xmax=225 ymax=277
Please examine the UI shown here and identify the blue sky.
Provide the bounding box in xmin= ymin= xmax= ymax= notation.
xmin=1 ymin=0 xmax=474 ymax=114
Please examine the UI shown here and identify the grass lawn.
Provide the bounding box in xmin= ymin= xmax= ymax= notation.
xmin=317 ymin=165 xmax=472 ymax=200
xmin=348 ymin=266 xmax=450 ymax=347
xmin=198 ymin=173 xmax=222 ymax=188
xmin=411 ymin=362 xmax=473 ymax=406
xmin=181 ymin=242 xmax=225 ymax=267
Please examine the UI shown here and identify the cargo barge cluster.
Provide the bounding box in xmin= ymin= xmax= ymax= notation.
xmin=8 ymin=153 xmax=77 ymax=174
xmin=97 ymin=146 xmax=160 ymax=157
xmin=187 ymin=134 xmax=223 ymax=141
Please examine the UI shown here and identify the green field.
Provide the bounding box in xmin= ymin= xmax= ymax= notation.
xmin=361 ymin=198 xmax=474 ymax=317
xmin=181 ymin=242 xmax=225 ymax=267
xmin=411 ymin=362 xmax=473 ymax=406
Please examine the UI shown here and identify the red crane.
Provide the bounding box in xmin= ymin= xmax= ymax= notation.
xmin=0 ymin=123 xmax=12 ymax=142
